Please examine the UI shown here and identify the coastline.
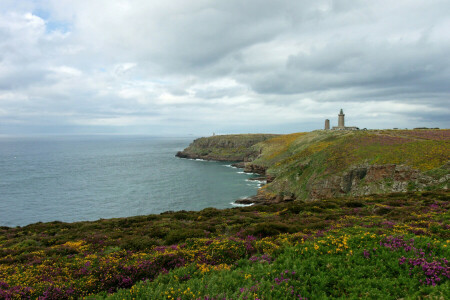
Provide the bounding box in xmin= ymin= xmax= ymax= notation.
xmin=176 ymin=130 xmax=449 ymax=205
xmin=177 ymin=154 xmax=281 ymax=206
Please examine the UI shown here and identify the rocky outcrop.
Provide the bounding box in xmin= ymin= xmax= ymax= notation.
xmin=236 ymin=163 xmax=449 ymax=205
xmin=309 ymin=164 xmax=448 ymax=200
xmin=243 ymin=163 xmax=275 ymax=183
xmin=176 ymin=134 xmax=279 ymax=161
xmin=231 ymin=162 xmax=246 ymax=168
xmin=244 ymin=163 xmax=267 ymax=175
xmin=235 ymin=189 xmax=294 ymax=205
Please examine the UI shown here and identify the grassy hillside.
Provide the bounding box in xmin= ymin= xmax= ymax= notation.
xmin=249 ymin=129 xmax=449 ymax=200
xmin=1 ymin=191 xmax=448 ymax=299
xmin=176 ymin=134 xmax=279 ymax=161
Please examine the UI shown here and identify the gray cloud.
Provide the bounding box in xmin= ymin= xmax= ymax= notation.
xmin=0 ymin=0 xmax=449 ymax=135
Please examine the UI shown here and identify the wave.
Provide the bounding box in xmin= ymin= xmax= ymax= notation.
xmin=188 ymin=158 xmax=213 ymax=162
xmin=245 ymin=179 xmax=266 ymax=184
xmin=223 ymin=164 xmax=237 ymax=168
xmin=230 ymin=202 xmax=254 ymax=207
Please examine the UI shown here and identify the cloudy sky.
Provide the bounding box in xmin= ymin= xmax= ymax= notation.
xmin=0 ymin=0 xmax=449 ymax=136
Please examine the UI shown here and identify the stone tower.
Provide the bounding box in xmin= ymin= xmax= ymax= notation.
xmin=325 ymin=119 xmax=330 ymax=130
xmin=338 ymin=109 xmax=345 ymax=128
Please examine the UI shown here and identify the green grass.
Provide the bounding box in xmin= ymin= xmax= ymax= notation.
xmin=250 ymin=130 xmax=449 ymax=200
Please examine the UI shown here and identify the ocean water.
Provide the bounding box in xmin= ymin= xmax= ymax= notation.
xmin=0 ymin=136 xmax=262 ymax=227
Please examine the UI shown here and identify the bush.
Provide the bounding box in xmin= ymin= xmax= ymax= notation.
xmin=165 ymin=229 xmax=205 ymax=245
xmin=319 ymin=201 xmax=340 ymax=209
xmin=385 ymin=200 xmax=407 ymax=207
xmin=374 ymin=206 xmax=392 ymax=215
xmin=200 ymin=208 xmax=222 ymax=217
xmin=306 ymin=221 xmax=328 ymax=230
xmin=173 ymin=212 xmax=192 ymax=220
xmin=287 ymin=204 xmax=304 ymax=214
xmin=250 ymin=222 xmax=291 ymax=237
xmin=147 ymin=227 xmax=166 ymax=239
xmin=345 ymin=201 xmax=365 ymax=208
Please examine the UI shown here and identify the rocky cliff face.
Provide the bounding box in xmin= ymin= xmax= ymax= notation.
xmin=238 ymin=130 xmax=449 ymax=204
xmin=309 ymin=163 xmax=449 ymax=200
xmin=243 ymin=164 xmax=267 ymax=175
xmin=176 ymin=134 xmax=279 ymax=161
xmin=237 ymin=162 xmax=449 ymax=205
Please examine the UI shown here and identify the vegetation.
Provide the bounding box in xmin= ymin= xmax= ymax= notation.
xmin=250 ymin=129 xmax=449 ymax=199
xmin=176 ymin=134 xmax=279 ymax=161
xmin=1 ymin=191 xmax=449 ymax=299
xmin=1 ymin=129 xmax=448 ymax=299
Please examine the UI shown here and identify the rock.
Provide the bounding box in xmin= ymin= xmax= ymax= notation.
xmin=244 ymin=163 xmax=267 ymax=175
xmin=341 ymin=166 xmax=368 ymax=193
xmin=309 ymin=164 xmax=443 ymax=200
xmin=394 ymin=165 xmax=419 ymax=181
xmin=266 ymin=175 xmax=276 ymax=183
xmin=365 ymin=165 xmax=396 ymax=181
xmin=248 ymin=176 xmax=266 ymax=181
xmin=175 ymin=151 xmax=189 ymax=158
xmin=283 ymin=195 xmax=294 ymax=202
xmin=231 ymin=162 xmax=245 ymax=168
xmin=234 ymin=198 xmax=255 ymax=205
xmin=234 ymin=191 xmax=294 ymax=205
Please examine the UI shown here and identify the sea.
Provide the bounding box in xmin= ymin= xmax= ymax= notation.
xmin=0 ymin=136 xmax=263 ymax=227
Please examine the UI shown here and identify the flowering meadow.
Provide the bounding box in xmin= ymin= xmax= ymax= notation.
xmin=0 ymin=190 xmax=448 ymax=299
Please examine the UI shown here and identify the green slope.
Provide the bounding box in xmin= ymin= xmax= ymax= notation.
xmin=249 ymin=129 xmax=449 ymax=200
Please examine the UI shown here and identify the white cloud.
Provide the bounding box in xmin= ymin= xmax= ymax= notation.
xmin=48 ymin=66 xmax=82 ymax=77
xmin=0 ymin=0 xmax=449 ymax=135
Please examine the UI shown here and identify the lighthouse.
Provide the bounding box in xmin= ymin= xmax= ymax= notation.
xmin=338 ymin=109 xmax=345 ymax=128
xmin=329 ymin=109 xmax=359 ymax=130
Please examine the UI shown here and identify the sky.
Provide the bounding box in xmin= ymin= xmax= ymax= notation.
xmin=0 ymin=0 xmax=449 ymax=136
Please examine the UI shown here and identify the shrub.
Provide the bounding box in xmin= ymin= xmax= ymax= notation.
xmin=319 ymin=201 xmax=340 ymax=209
xmin=200 ymin=208 xmax=222 ymax=217
xmin=14 ymin=239 xmax=40 ymax=248
xmin=287 ymin=204 xmax=304 ymax=214
xmin=165 ymin=229 xmax=205 ymax=245
xmin=374 ymin=206 xmax=392 ymax=215
xmin=173 ymin=212 xmax=192 ymax=220
xmin=345 ymin=201 xmax=365 ymax=208
xmin=306 ymin=221 xmax=328 ymax=230
xmin=250 ymin=222 xmax=291 ymax=237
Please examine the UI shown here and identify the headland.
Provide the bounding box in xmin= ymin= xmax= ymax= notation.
xmin=177 ymin=129 xmax=449 ymax=205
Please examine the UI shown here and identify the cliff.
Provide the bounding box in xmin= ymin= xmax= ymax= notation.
xmin=175 ymin=134 xmax=279 ymax=161
xmin=248 ymin=129 xmax=449 ymax=202
xmin=177 ymin=129 xmax=449 ymax=203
